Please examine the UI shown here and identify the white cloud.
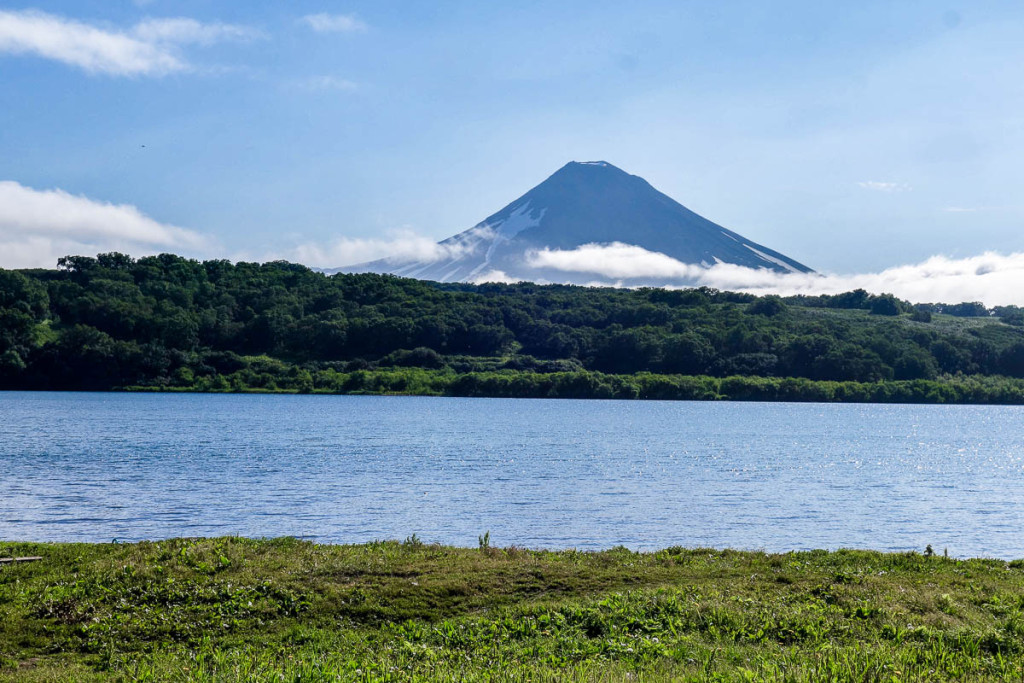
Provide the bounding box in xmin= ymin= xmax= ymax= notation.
xmin=132 ymin=18 xmax=264 ymax=46
xmin=273 ymin=229 xmax=477 ymax=269
xmin=526 ymin=242 xmax=1024 ymax=306
xmin=295 ymin=75 xmax=358 ymax=92
xmin=0 ymin=181 xmax=210 ymax=268
xmin=707 ymin=252 xmax=1024 ymax=307
xmin=530 ymin=242 xmax=704 ymax=279
xmin=300 ymin=13 xmax=367 ymax=33
xmin=0 ymin=9 xmax=260 ymax=76
xmin=858 ymin=181 xmax=911 ymax=192
xmin=0 ymin=9 xmax=181 ymax=75
xmin=470 ymin=270 xmax=520 ymax=285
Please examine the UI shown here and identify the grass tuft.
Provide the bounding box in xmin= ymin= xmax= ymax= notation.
xmin=2 ymin=539 xmax=1024 ymax=680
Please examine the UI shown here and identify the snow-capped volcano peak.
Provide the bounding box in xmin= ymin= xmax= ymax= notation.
xmin=338 ymin=161 xmax=812 ymax=285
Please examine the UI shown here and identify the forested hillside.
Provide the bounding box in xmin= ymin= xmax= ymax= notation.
xmin=3 ymin=252 xmax=1024 ymax=402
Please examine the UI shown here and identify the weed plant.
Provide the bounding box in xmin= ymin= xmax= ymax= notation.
xmin=2 ymin=538 xmax=1024 ymax=681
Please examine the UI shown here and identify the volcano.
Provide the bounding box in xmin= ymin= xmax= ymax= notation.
xmin=339 ymin=161 xmax=811 ymax=284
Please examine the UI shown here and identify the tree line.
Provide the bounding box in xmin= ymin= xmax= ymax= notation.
xmin=2 ymin=252 xmax=1024 ymax=401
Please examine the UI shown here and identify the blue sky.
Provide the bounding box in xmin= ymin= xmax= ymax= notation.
xmin=2 ymin=1 xmax=1024 ymax=288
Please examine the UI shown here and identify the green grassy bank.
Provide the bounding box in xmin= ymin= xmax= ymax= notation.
xmin=3 ymin=539 xmax=1024 ymax=681
xmin=126 ymin=365 xmax=1024 ymax=405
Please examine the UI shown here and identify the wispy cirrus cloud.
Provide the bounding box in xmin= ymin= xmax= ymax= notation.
xmin=0 ymin=181 xmax=210 ymax=268
xmin=857 ymin=180 xmax=911 ymax=192
xmin=300 ymin=13 xmax=367 ymax=34
xmin=132 ymin=17 xmax=265 ymax=46
xmin=0 ymin=9 xmax=181 ymax=75
xmin=0 ymin=9 xmax=261 ymax=76
xmin=294 ymin=75 xmax=359 ymax=92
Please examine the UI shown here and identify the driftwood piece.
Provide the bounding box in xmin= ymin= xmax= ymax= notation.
xmin=0 ymin=556 xmax=43 ymax=564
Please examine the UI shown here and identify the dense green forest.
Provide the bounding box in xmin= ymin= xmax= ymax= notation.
xmin=3 ymin=252 xmax=1024 ymax=402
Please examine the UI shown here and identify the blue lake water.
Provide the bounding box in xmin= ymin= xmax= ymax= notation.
xmin=1 ymin=392 xmax=1023 ymax=558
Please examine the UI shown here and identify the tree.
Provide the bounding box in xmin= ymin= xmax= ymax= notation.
xmin=870 ymin=294 xmax=903 ymax=316
xmin=746 ymin=295 xmax=787 ymax=317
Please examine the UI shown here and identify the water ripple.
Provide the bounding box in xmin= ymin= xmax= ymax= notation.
xmin=2 ymin=393 xmax=1024 ymax=558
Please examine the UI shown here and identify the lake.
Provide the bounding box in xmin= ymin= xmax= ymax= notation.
xmin=1 ymin=392 xmax=1023 ymax=558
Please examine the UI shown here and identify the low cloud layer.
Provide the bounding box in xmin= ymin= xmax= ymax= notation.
xmin=4 ymin=185 xmax=1024 ymax=307
xmin=530 ymin=242 xmax=705 ymax=280
xmin=278 ymin=230 xmax=479 ymax=269
xmin=526 ymin=242 xmax=1024 ymax=307
xmin=0 ymin=10 xmax=260 ymax=76
xmin=0 ymin=181 xmax=209 ymax=268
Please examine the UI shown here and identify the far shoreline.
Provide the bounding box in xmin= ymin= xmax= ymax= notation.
xmin=6 ymin=367 xmax=1024 ymax=406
